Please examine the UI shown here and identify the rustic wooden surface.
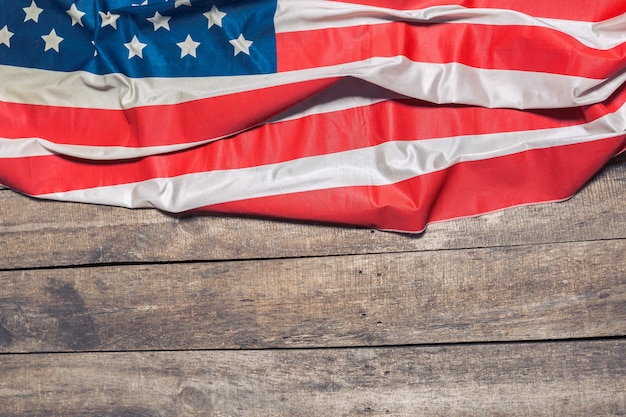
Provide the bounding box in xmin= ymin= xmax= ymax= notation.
xmin=1 ymin=153 xmax=625 ymax=415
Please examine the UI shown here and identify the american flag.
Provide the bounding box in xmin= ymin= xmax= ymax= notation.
xmin=1 ymin=0 xmax=625 ymax=232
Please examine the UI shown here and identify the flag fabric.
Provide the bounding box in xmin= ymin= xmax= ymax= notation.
xmin=0 ymin=0 xmax=625 ymax=232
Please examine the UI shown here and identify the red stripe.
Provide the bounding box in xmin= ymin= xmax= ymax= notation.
xmin=0 ymin=78 xmax=337 ymax=147
xmin=196 ymin=136 xmax=626 ymax=232
xmin=277 ymin=21 xmax=626 ymax=78
xmin=334 ymin=0 xmax=625 ymax=21
xmin=2 ymin=88 xmax=624 ymax=196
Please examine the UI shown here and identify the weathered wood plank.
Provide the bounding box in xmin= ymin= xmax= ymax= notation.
xmin=1 ymin=156 xmax=624 ymax=270
xmin=1 ymin=239 xmax=624 ymax=352
xmin=1 ymin=340 xmax=624 ymax=416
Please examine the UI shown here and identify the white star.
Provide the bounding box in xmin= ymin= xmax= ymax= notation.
xmin=177 ymin=35 xmax=200 ymax=58
xmin=147 ymin=12 xmax=171 ymax=31
xmin=204 ymin=5 xmax=226 ymax=28
xmin=229 ymin=34 xmax=253 ymax=56
xmin=99 ymin=11 xmax=120 ymax=29
xmin=175 ymin=0 xmax=191 ymax=7
xmin=132 ymin=0 xmax=148 ymax=5
xmin=66 ymin=4 xmax=85 ymax=27
xmin=92 ymin=40 xmax=97 ymax=56
xmin=23 ymin=1 xmax=43 ymax=23
xmin=0 ymin=25 xmax=13 ymax=48
xmin=41 ymin=29 xmax=63 ymax=52
xmin=124 ymin=35 xmax=147 ymax=59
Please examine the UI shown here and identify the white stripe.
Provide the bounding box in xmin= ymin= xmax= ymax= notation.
xmin=35 ymin=99 xmax=626 ymax=210
xmin=1 ymin=56 xmax=622 ymax=112
xmin=0 ymin=136 xmax=220 ymax=159
xmin=275 ymin=0 xmax=626 ymax=50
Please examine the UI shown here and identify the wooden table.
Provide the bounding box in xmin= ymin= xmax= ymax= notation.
xmin=1 ymin=154 xmax=625 ymax=416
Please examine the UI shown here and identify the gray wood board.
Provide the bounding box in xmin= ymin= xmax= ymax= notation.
xmin=1 ymin=340 xmax=624 ymax=416
xmin=2 ymin=239 xmax=624 ymax=352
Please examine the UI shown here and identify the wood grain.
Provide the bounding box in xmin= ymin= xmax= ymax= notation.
xmin=1 ymin=156 xmax=624 ymax=270
xmin=1 ymin=340 xmax=624 ymax=416
xmin=2 ymin=239 xmax=624 ymax=352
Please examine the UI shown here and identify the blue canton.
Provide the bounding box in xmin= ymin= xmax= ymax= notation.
xmin=0 ymin=0 xmax=278 ymax=77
